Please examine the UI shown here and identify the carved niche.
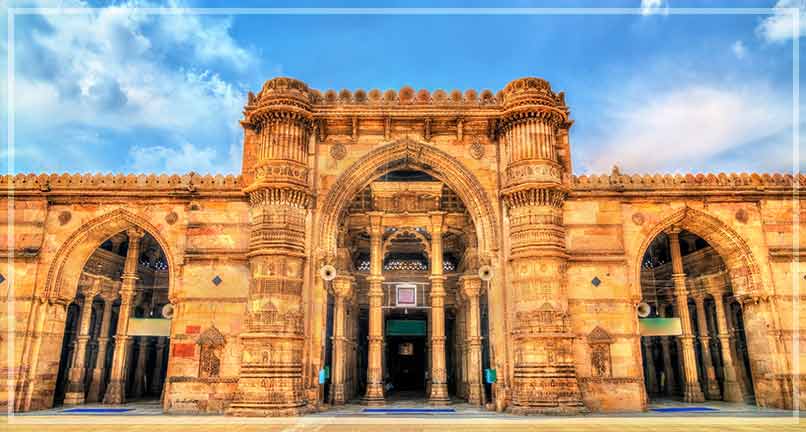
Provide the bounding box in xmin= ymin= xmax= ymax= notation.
xmin=369 ymin=181 xmax=443 ymax=213
xmin=587 ymin=326 xmax=613 ymax=378
xmin=197 ymin=326 xmax=226 ymax=379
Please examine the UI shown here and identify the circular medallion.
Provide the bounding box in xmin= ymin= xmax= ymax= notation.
xmin=631 ymin=212 xmax=645 ymax=226
xmin=165 ymin=211 xmax=178 ymax=225
xmin=58 ymin=211 xmax=71 ymax=225
xmin=735 ymin=209 xmax=748 ymax=224
xmin=330 ymin=142 xmax=347 ymax=160
xmin=469 ymin=140 xmax=484 ymax=160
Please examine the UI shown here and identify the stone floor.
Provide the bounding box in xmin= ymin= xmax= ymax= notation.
xmin=3 ymin=397 xmax=803 ymax=431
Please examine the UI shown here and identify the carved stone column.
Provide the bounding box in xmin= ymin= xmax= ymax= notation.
xmin=64 ymin=275 xmax=102 ymax=405
xmin=428 ymin=211 xmax=450 ymax=405
xmin=712 ymin=291 xmax=745 ymax=402
xmin=500 ymin=78 xmax=584 ymax=414
xmin=659 ymin=307 xmax=679 ymax=396
xmin=455 ymin=292 xmax=467 ymax=399
xmin=132 ymin=336 xmax=150 ymax=398
xmin=104 ymin=227 xmax=144 ymax=405
xmin=230 ymin=77 xmax=314 ymax=416
xmin=692 ymin=292 xmax=721 ymax=400
xmin=363 ymin=212 xmax=385 ymax=405
xmin=330 ymin=274 xmax=354 ymax=405
xmin=150 ymin=337 xmax=167 ymax=395
xmin=460 ymin=274 xmax=485 ymax=406
xmin=667 ymin=228 xmax=705 ymax=403
xmin=642 ymin=337 xmax=659 ymax=395
xmin=87 ymin=289 xmax=117 ymax=402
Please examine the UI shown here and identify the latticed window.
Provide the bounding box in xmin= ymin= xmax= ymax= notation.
xmin=384 ymin=259 xmax=428 ymax=272
xmin=348 ymin=188 xmax=373 ymax=212
xmin=357 ymin=260 xmax=370 ymax=272
xmin=440 ymin=186 xmax=466 ymax=213
xmin=443 ymin=259 xmax=456 ymax=272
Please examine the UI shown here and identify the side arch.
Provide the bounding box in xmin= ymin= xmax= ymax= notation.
xmin=316 ymin=137 xmax=501 ymax=260
xmin=632 ymin=206 xmax=764 ymax=299
xmin=43 ymin=208 xmax=178 ymax=303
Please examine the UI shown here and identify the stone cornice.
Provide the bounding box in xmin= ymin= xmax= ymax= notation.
xmin=570 ymin=172 xmax=803 ymax=198
xmin=2 ymin=173 xmax=245 ymax=198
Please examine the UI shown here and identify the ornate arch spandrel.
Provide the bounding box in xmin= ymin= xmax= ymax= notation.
xmin=381 ymin=228 xmax=432 ymax=261
xmin=632 ymin=206 xmax=764 ymax=300
xmin=43 ymin=208 xmax=178 ymax=304
xmin=316 ymin=138 xmax=501 ymax=259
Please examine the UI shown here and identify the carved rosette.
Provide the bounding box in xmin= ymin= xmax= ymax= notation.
xmin=500 ymin=78 xmax=584 ymax=414
xmin=230 ymin=78 xmax=314 ymax=417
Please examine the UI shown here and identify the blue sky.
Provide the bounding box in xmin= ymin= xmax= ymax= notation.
xmin=1 ymin=0 xmax=803 ymax=175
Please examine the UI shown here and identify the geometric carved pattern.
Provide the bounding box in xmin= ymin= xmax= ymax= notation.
xmin=197 ymin=326 xmax=226 ymax=379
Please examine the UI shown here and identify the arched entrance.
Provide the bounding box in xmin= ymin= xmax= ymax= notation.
xmin=16 ymin=210 xmax=176 ymax=411
xmin=314 ymin=139 xmax=501 ymax=407
xmin=634 ymin=207 xmax=785 ymax=408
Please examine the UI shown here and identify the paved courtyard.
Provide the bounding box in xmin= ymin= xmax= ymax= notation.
xmin=3 ymin=399 xmax=803 ymax=431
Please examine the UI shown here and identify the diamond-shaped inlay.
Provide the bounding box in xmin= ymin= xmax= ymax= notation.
xmin=212 ymin=275 xmax=223 ymax=286
xmin=591 ymin=276 xmax=601 ymax=287
xmin=0 ymin=273 xmax=5 ymax=284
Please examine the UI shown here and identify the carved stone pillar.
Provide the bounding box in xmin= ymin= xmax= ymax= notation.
xmin=712 ymin=292 xmax=745 ymax=402
xmin=428 ymin=211 xmax=450 ymax=404
xmin=668 ymin=228 xmax=705 ymax=403
xmin=87 ymin=290 xmax=117 ymax=402
xmin=659 ymin=307 xmax=679 ymax=396
xmin=230 ymin=77 xmax=314 ymax=416
xmin=500 ymin=78 xmax=584 ymax=414
xmin=64 ymin=275 xmax=102 ymax=405
xmin=104 ymin=227 xmax=144 ymax=405
xmin=132 ymin=337 xmax=150 ymax=398
xmin=692 ymin=293 xmax=721 ymax=400
xmin=642 ymin=337 xmax=659 ymax=395
xmin=460 ymin=274 xmax=485 ymax=406
xmin=330 ymin=275 xmax=354 ymax=405
xmin=150 ymin=337 xmax=167 ymax=395
xmin=455 ymin=292 xmax=467 ymax=399
xmin=363 ymin=212 xmax=385 ymax=405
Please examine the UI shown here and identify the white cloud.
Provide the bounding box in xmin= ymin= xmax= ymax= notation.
xmin=128 ymin=140 xmax=230 ymax=174
xmin=732 ymin=40 xmax=746 ymax=59
xmin=640 ymin=0 xmax=668 ymax=16
xmin=7 ymin=0 xmax=252 ymax=173
xmin=756 ymin=0 xmax=805 ymax=42
xmin=583 ymin=83 xmax=792 ymax=173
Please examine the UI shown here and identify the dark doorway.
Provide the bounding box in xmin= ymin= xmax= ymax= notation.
xmin=386 ymin=335 xmax=427 ymax=394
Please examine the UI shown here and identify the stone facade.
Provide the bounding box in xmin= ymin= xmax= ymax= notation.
xmin=1 ymin=77 xmax=803 ymax=415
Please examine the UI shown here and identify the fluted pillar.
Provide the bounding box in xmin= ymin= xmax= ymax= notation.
xmin=668 ymin=228 xmax=705 ymax=403
xmin=642 ymin=337 xmax=659 ymax=395
xmin=363 ymin=212 xmax=386 ymax=405
xmin=712 ymin=291 xmax=744 ymax=402
xmin=692 ymin=293 xmax=721 ymax=399
xmin=104 ymin=227 xmax=144 ymax=404
xmin=150 ymin=337 xmax=167 ymax=396
xmin=460 ymin=274 xmax=485 ymax=406
xmin=64 ymin=276 xmax=102 ymax=405
xmin=428 ymin=211 xmax=450 ymax=404
xmin=501 ymin=78 xmax=584 ymax=414
xmin=87 ymin=290 xmax=117 ymax=402
xmin=229 ymin=78 xmax=314 ymax=417
xmin=659 ymin=307 xmax=679 ymax=396
xmin=330 ymin=275 xmax=354 ymax=405
xmin=132 ymin=336 xmax=150 ymax=398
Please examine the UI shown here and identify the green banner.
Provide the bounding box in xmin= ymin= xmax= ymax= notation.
xmin=639 ymin=318 xmax=682 ymax=336
xmin=386 ymin=319 xmax=426 ymax=336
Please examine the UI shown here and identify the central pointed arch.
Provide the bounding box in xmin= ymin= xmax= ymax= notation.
xmin=316 ymin=137 xmax=500 ymax=259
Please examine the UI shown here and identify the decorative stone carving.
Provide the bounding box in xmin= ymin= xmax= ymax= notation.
xmin=469 ymin=140 xmax=484 ymax=160
xmin=58 ymin=211 xmax=72 ymax=225
xmin=197 ymin=326 xmax=225 ymax=379
xmin=587 ymin=326 xmax=613 ymax=378
xmin=330 ymin=142 xmax=347 ymax=161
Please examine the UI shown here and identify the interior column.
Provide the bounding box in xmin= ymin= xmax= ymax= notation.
xmin=642 ymin=337 xmax=659 ymax=395
xmin=330 ymin=274 xmax=354 ymax=405
xmin=64 ymin=275 xmax=102 ymax=405
xmin=87 ymin=289 xmax=116 ymax=402
xmin=428 ymin=211 xmax=450 ymax=404
xmin=150 ymin=337 xmax=167 ymax=396
xmin=363 ymin=212 xmax=385 ymax=405
xmin=659 ymin=306 xmax=678 ymax=396
xmin=667 ymin=227 xmax=705 ymax=403
xmin=711 ymin=289 xmax=744 ymax=402
xmin=692 ymin=292 xmax=721 ymax=399
xmin=104 ymin=227 xmax=144 ymax=404
xmin=460 ymin=274 xmax=484 ymax=406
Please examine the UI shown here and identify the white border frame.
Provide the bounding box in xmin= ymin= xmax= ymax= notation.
xmin=4 ymin=5 xmax=800 ymax=425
